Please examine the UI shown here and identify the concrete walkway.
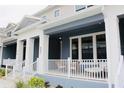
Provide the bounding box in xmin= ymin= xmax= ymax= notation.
xmin=0 ymin=72 xmax=24 ymax=88
xmin=0 ymin=71 xmax=35 ymax=88
xmin=0 ymin=77 xmax=16 ymax=88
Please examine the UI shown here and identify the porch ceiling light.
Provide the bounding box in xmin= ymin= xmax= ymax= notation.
xmin=98 ymin=22 xmax=102 ymax=24
xmin=59 ymin=37 xmax=62 ymax=41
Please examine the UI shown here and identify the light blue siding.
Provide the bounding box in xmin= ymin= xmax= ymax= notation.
xmin=2 ymin=43 xmax=17 ymax=59
xmin=49 ymin=22 xmax=105 ymax=59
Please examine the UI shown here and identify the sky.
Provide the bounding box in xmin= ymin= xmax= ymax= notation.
xmin=0 ymin=5 xmax=47 ymax=27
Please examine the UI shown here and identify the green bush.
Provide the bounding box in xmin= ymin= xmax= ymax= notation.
xmin=16 ymin=81 xmax=25 ymax=88
xmin=28 ymin=77 xmax=45 ymax=88
xmin=0 ymin=68 xmax=5 ymax=77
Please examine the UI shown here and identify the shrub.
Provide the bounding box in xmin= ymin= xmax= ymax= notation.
xmin=0 ymin=68 xmax=5 ymax=77
xmin=16 ymin=81 xmax=25 ymax=88
xmin=28 ymin=77 xmax=45 ymax=88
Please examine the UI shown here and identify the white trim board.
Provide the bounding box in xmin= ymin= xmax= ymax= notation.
xmin=69 ymin=31 xmax=105 ymax=39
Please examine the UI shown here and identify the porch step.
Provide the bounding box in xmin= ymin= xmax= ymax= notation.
xmin=6 ymin=71 xmax=37 ymax=82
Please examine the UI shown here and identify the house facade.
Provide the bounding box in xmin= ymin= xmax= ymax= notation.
xmin=0 ymin=5 xmax=124 ymax=88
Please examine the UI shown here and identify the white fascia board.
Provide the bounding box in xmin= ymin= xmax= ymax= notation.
xmin=25 ymin=15 xmax=41 ymax=20
xmin=14 ymin=5 xmax=103 ymax=35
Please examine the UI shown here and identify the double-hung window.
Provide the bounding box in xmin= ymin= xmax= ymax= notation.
xmin=54 ymin=9 xmax=60 ymax=17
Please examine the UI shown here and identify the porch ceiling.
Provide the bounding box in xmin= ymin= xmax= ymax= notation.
xmin=44 ymin=13 xmax=104 ymax=35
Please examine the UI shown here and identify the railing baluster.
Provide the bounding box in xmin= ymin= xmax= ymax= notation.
xmin=97 ymin=60 xmax=99 ymax=79
xmin=80 ymin=60 xmax=82 ymax=76
xmin=88 ymin=60 xmax=90 ymax=79
xmin=101 ymin=60 xmax=103 ymax=79
xmin=74 ymin=61 xmax=75 ymax=76
xmin=68 ymin=58 xmax=71 ymax=77
xmin=84 ymin=60 xmax=87 ymax=78
xmin=93 ymin=59 xmax=95 ymax=79
xmin=84 ymin=60 xmax=86 ymax=77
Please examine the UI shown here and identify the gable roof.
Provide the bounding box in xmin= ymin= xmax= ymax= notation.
xmin=5 ymin=23 xmax=17 ymax=32
xmin=15 ymin=15 xmax=40 ymax=31
xmin=0 ymin=23 xmax=17 ymax=33
xmin=33 ymin=5 xmax=60 ymax=17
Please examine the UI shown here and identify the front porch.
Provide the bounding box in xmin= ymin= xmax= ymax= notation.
xmin=47 ymin=21 xmax=108 ymax=81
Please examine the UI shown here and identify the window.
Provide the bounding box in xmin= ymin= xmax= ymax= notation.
xmin=72 ymin=39 xmax=78 ymax=59
xmin=81 ymin=36 xmax=93 ymax=59
xmin=41 ymin=16 xmax=47 ymax=24
xmin=70 ymin=33 xmax=106 ymax=60
xmin=96 ymin=34 xmax=107 ymax=59
xmin=75 ymin=5 xmax=86 ymax=11
xmin=54 ymin=10 xmax=60 ymax=17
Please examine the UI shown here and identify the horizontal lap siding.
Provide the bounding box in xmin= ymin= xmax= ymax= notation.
xmin=49 ymin=23 xmax=105 ymax=59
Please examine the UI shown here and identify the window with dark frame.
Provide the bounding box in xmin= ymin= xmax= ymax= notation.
xmin=96 ymin=34 xmax=107 ymax=59
xmin=72 ymin=39 xmax=78 ymax=59
xmin=81 ymin=36 xmax=93 ymax=59
xmin=71 ymin=33 xmax=106 ymax=60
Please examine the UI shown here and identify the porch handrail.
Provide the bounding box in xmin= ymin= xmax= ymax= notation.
xmin=22 ymin=58 xmax=39 ymax=74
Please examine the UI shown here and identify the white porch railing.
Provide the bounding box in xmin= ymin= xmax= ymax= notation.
xmin=3 ymin=59 xmax=16 ymax=66
xmin=21 ymin=59 xmax=39 ymax=76
xmin=48 ymin=59 xmax=108 ymax=81
xmin=2 ymin=59 xmax=16 ymax=78
xmin=3 ymin=58 xmax=39 ymax=79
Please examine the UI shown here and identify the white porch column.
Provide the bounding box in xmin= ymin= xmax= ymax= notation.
xmin=0 ymin=44 xmax=3 ymax=67
xmin=25 ymin=38 xmax=34 ymax=72
xmin=78 ymin=37 xmax=82 ymax=60
xmin=104 ymin=14 xmax=121 ymax=87
xmin=37 ymin=31 xmax=49 ymax=74
xmin=16 ymin=40 xmax=24 ymax=71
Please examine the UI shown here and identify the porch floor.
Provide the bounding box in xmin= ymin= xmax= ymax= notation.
xmin=35 ymin=73 xmax=108 ymax=88
xmin=47 ymin=70 xmax=108 ymax=82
